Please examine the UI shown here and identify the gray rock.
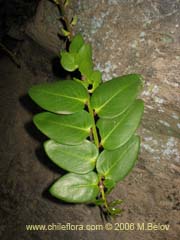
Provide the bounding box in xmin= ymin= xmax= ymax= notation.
xmin=26 ymin=0 xmax=63 ymax=54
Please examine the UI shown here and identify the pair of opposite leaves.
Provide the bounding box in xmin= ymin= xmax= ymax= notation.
xmin=29 ymin=73 xmax=144 ymax=203
xmin=61 ymin=34 xmax=102 ymax=92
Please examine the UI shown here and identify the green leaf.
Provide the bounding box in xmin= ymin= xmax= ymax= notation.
xmin=49 ymin=172 xmax=99 ymax=203
xmin=33 ymin=110 xmax=92 ymax=145
xmin=88 ymin=70 xmax=101 ymax=84
xmin=109 ymin=207 xmax=122 ymax=215
xmin=61 ymin=28 xmax=70 ymax=37
xmin=61 ymin=51 xmax=78 ymax=71
xmin=93 ymin=199 xmax=105 ymax=206
xmin=96 ymin=136 xmax=140 ymax=182
xmin=28 ymin=80 xmax=88 ymax=114
xmin=103 ymin=178 xmax=116 ymax=192
xmin=88 ymin=70 xmax=102 ymax=92
xmin=69 ymin=34 xmax=84 ymax=53
xmin=44 ymin=140 xmax=98 ymax=174
xmin=77 ymin=44 xmax=93 ymax=78
xmin=97 ymin=99 xmax=144 ymax=150
xmin=91 ymin=74 xmax=143 ymax=119
xmin=73 ymin=77 xmax=89 ymax=89
xmin=71 ymin=15 xmax=78 ymax=26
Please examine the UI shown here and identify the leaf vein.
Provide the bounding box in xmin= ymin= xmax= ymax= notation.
xmin=40 ymin=119 xmax=91 ymax=132
xmin=103 ymin=141 xmax=135 ymax=176
xmin=95 ymin=80 xmax=136 ymax=112
xmin=36 ymin=89 xmax=86 ymax=103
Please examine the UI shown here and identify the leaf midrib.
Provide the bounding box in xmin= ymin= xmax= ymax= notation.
xmin=67 ymin=183 xmax=98 ymax=189
xmin=101 ymin=107 xmax=131 ymax=145
xmin=36 ymin=89 xmax=87 ymax=103
xmin=103 ymin=141 xmax=135 ymax=176
xmin=50 ymin=145 xmax=95 ymax=162
xmin=38 ymin=118 xmax=91 ymax=132
xmin=95 ymin=80 xmax=137 ymax=113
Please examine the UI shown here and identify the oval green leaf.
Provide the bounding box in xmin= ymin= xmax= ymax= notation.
xmin=77 ymin=43 xmax=93 ymax=78
xmin=33 ymin=111 xmax=92 ymax=145
xmin=49 ymin=172 xmax=99 ymax=203
xmin=44 ymin=140 xmax=98 ymax=174
xmin=69 ymin=34 xmax=84 ymax=53
xmin=96 ymin=135 xmax=140 ymax=182
xmin=61 ymin=51 xmax=78 ymax=72
xmin=97 ymin=99 xmax=144 ymax=150
xmin=91 ymin=74 xmax=143 ymax=119
xmin=28 ymin=80 xmax=88 ymax=114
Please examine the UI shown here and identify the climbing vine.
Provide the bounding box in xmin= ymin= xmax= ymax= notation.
xmin=28 ymin=0 xmax=144 ymax=217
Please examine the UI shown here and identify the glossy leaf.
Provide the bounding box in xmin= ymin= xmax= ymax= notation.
xmin=44 ymin=140 xmax=98 ymax=174
xmin=69 ymin=34 xmax=84 ymax=53
xmin=77 ymin=44 xmax=93 ymax=78
xmin=97 ymin=99 xmax=144 ymax=150
xmin=33 ymin=111 xmax=92 ymax=145
xmin=28 ymin=80 xmax=88 ymax=114
xmin=73 ymin=77 xmax=89 ymax=89
xmin=49 ymin=172 xmax=99 ymax=203
xmin=96 ymin=136 xmax=140 ymax=182
xmin=91 ymin=74 xmax=143 ymax=118
xmin=61 ymin=51 xmax=78 ymax=71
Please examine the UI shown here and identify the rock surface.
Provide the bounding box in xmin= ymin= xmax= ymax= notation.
xmin=26 ymin=0 xmax=63 ymax=54
xmin=1 ymin=0 xmax=180 ymax=239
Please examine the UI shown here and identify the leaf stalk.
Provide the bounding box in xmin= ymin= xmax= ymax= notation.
xmin=58 ymin=0 xmax=73 ymax=40
xmin=87 ymin=97 xmax=99 ymax=148
xmin=99 ymin=179 xmax=111 ymax=214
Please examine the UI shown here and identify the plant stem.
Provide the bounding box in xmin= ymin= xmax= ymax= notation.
xmin=99 ymin=180 xmax=111 ymax=214
xmin=87 ymin=97 xmax=111 ymax=213
xmin=58 ymin=0 xmax=73 ymax=40
xmin=87 ymin=97 xmax=99 ymax=148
